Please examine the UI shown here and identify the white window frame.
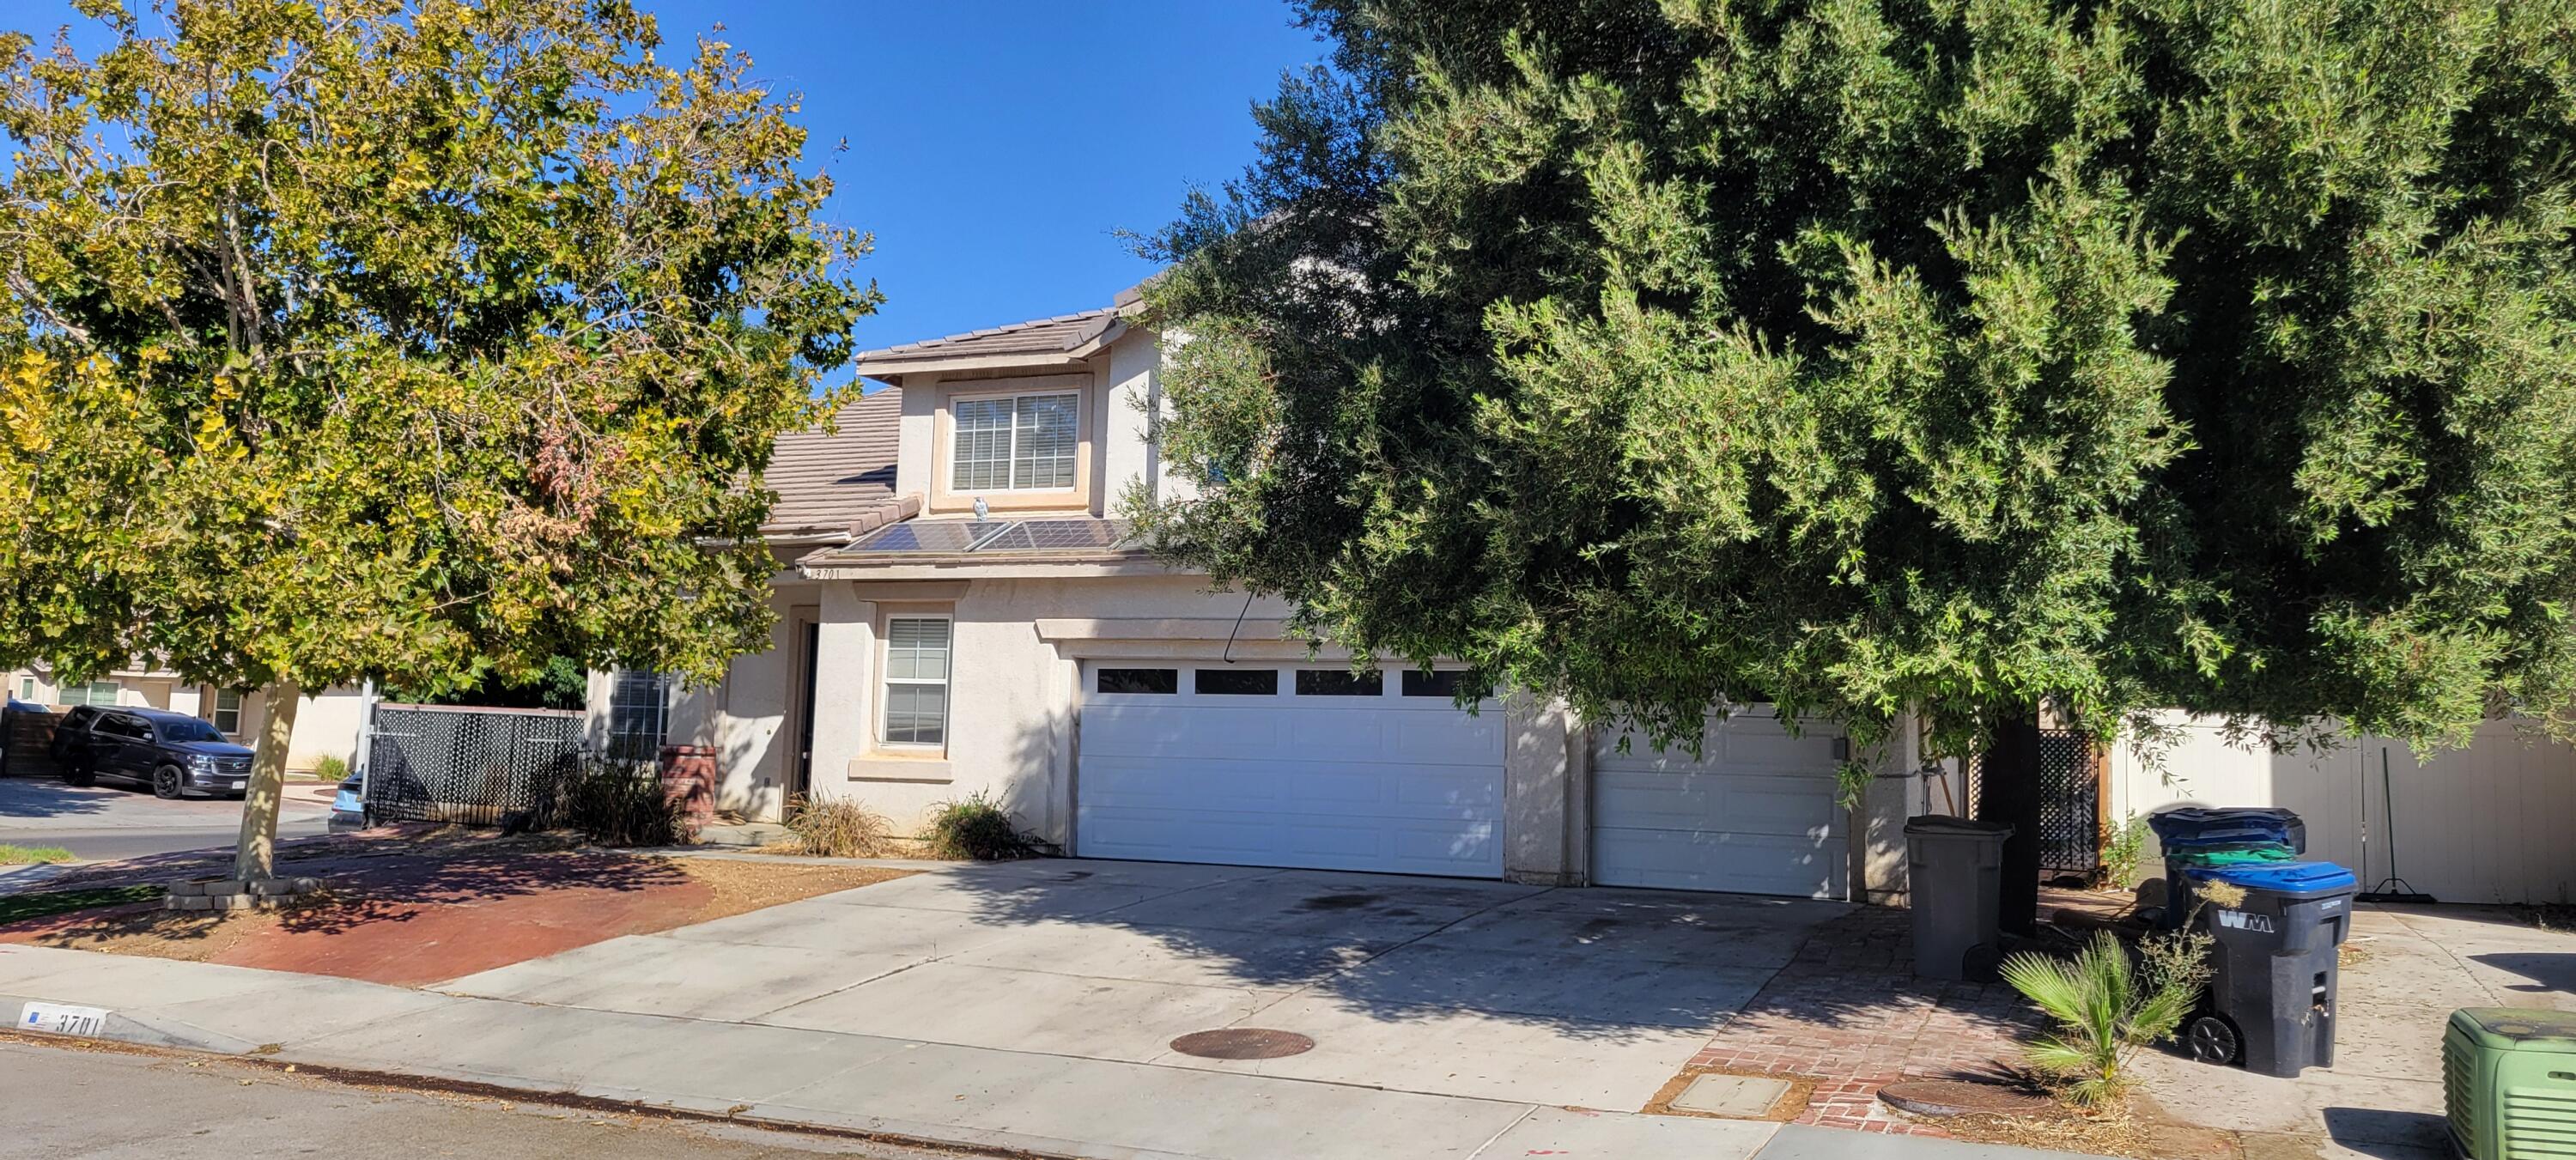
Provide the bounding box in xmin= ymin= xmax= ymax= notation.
xmin=210 ymin=688 xmax=243 ymax=735
xmin=62 ymin=680 xmax=120 ymax=708
xmin=607 ymin=670 xmax=671 ymax=756
xmin=948 ymin=389 xmax=1079 ymax=494
xmin=878 ymin=614 xmax=953 ymax=749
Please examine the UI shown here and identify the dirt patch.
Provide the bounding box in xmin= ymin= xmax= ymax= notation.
xmin=0 ymin=846 xmax=912 ymax=987
xmin=677 ymin=858 xmax=910 ymax=924
xmin=1935 ymin=1103 xmax=2165 ymax=1158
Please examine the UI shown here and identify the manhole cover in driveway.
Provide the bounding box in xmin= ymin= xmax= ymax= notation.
xmin=1877 ymin=1079 xmax=2055 ymax=1118
xmin=1169 ymin=1029 xmax=1315 ymax=1060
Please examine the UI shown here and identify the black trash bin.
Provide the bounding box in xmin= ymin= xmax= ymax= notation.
xmin=2178 ymin=860 xmax=2359 ymax=1078
xmin=1903 ymin=816 xmax=2014 ymax=980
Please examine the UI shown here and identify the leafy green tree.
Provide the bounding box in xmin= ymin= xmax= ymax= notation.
xmin=1139 ymin=0 xmax=2576 ymax=912
xmin=0 ymin=0 xmax=878 ymax=882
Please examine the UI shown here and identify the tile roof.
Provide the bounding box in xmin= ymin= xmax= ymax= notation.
xmin=759 ymin=387 xmax=903 ymax=537
xmin=855 ymin=306 xmax=1121 ymax=366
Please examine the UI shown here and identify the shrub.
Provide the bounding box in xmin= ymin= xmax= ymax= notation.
xmin=311 ymin=755 xmax=350 ymax=782
xmin=783 ymin=794 xmax=894 ymax=858
xmin=2100 ymin=811 xmax=2150 ymax=890
xmin=2001 ymin=931 xmax=2198 ymax=1108
xmin=925 ymin=790 xmax=1032 ymax=861
xmin=556 ymin=759 xmax=684 ymax=847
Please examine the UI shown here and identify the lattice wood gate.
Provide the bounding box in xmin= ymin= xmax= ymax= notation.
xmin=1966 ymin=728 xmax=2107 ymax=878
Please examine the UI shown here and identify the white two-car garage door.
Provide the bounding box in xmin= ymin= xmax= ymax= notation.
xmin=1591 ymin=710 xmax=1850 ymax=899
xmin=1075 ymin=661 xmax=1504 ymax=878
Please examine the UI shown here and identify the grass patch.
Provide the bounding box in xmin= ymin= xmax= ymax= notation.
xmin=0 ymin=845 xmax=75 ymax=865
xmin=0 ymin=885 xmax=163 ymax=924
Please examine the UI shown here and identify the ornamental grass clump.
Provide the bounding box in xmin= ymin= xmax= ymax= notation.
xmin=925 ymin=791 xmax=1034 ymax=861
xmin=782 ymin=794 xmax=894 ymax=858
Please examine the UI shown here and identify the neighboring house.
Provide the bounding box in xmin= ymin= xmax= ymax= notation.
xmin=587 ymin=285 xmax=2576 ymax=904
xmin=3 ymin=666 xmax=367 ymax=774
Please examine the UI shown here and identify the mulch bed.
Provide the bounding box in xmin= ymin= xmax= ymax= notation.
xmin=0 ymin=827 xmax=913 ymax=987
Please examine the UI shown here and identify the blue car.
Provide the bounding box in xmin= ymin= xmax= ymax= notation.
xmin=328 ymin=770 xmax=368 ymax=833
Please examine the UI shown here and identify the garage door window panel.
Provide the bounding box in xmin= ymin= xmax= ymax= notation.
xmin=882 ymin=616 xmax=951 ymax=746
xmin=1293 ymin=670 xmax=1382 ymax=696
xmin=1097 ymin=667 xmax=1178 ymax=695
xmin=1400 ymin=670 xmax=1492 ymax=701
xmin=1193 ymin=668 xmax=1279 ymax=696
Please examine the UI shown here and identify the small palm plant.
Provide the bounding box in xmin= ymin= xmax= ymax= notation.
xmin=1999 ymin=931 xmax=2198 ymax=1107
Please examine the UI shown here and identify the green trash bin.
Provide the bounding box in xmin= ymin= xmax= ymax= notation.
xmin=1905 ymin=816 xmax=2013 ymax=980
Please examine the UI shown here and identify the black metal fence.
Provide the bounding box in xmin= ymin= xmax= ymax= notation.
xmin=1965 ymin=727 xmax=2104 ymax=877
xmin=363 ymin=703 xmax=587 ymax=829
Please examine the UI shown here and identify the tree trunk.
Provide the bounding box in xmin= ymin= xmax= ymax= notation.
xmin=1975 ymin=703 xmax=2044 ymax=935
xmin=231 ymin=680 xmax=300 ymax=883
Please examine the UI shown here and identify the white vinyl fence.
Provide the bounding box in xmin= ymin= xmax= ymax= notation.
xmin=2109 ymin=713 xmax=2576 ymax=906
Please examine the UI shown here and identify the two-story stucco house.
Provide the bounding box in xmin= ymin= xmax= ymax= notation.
xmin=593 ymin=285 xmax=1923 ymax=900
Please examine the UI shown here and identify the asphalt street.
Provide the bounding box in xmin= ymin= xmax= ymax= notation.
xmin=0 ymin=779 xmax=337 ymax=861
xmin=0 ymin=1035 xmax=951 ymax=1159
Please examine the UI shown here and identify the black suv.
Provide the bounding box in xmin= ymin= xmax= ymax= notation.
xmin=49 ymin=706 xmax=255 ymax=799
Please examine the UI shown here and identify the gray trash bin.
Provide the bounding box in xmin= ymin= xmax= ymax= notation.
xmin=1905 ymin=815 xmax=2014 ymax=980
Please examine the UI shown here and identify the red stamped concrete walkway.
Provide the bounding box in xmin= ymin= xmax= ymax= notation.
xmin=1686 ymin=906 xmax=2043 ymax=1136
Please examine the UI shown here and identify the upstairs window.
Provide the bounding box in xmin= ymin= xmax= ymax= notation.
xmin=952 ymin=392 xmax=1078 ymax=492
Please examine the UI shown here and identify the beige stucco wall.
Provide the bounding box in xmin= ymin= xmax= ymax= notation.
xmin=2110 ymin=712 xmax=2576 ymax=905
xmin=799 ymin=569 xmax=1595 ymax=884
xmin=240 ymin=685 xmax=370 ymax=773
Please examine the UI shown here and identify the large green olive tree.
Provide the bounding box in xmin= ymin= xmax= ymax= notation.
xmin=0 ymin=0 xmax=878 ymax=881
xmin=1139 ymin=0 xmax=2576 ymax=914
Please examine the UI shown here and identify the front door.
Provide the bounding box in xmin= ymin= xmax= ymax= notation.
xmin=793 ymin=619 xmax=819 ymax=796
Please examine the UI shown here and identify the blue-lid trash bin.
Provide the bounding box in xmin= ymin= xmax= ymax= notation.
xmin=2149 ymin=806 xmax=2310 ymax=928
xmin=2178 ymin=859 xmax=2359 ymax=1078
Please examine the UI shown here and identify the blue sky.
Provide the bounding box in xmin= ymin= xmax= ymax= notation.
xmin=641 ymin=1 xmax=1325 ymax=355
xmin=18 ymin=1 xmax=1327 ymax=360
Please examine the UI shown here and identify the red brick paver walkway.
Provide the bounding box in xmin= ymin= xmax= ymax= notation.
xmin=1687 ymin=907 xmax=2044 ymax=1137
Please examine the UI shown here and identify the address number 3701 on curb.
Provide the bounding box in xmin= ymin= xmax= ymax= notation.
xmin=19 ymin=1001 xmax=110 ymax=1036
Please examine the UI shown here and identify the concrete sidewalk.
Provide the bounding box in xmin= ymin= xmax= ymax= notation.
xmin=0 ymin=942 xmax=2100 ymax=1160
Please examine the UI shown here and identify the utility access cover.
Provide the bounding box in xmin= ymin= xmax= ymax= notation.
xmin=1169 ymin=1029 xmax=1315 ymax=1060
xmin=1670 ymin=1074 xmax=1793 ymax=1118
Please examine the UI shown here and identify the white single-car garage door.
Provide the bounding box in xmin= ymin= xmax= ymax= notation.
xmin=1591 ymin=710 xmax=1849 ymax=898
xmin=1076 ymin=661 xmax=1504 ymax=878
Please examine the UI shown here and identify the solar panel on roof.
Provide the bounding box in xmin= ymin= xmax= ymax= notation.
xmin=851 ymin=520 xmax=981 ymax=554
xmin=839 ymin=517 xmax=1136 ymax=557
xmin=1014 ymin=519 xmax=1129 ymax=550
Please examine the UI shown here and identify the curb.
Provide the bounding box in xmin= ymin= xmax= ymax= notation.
xmin=1 ymin=1018 xmax=1088 ymax=1160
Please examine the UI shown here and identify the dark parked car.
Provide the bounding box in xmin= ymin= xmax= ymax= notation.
xmin=48 ymin=705 xmax=254 ymax=799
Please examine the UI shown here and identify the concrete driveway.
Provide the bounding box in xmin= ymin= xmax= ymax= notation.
xmin=437 ymin=859 xmax=1850 ymax=1109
